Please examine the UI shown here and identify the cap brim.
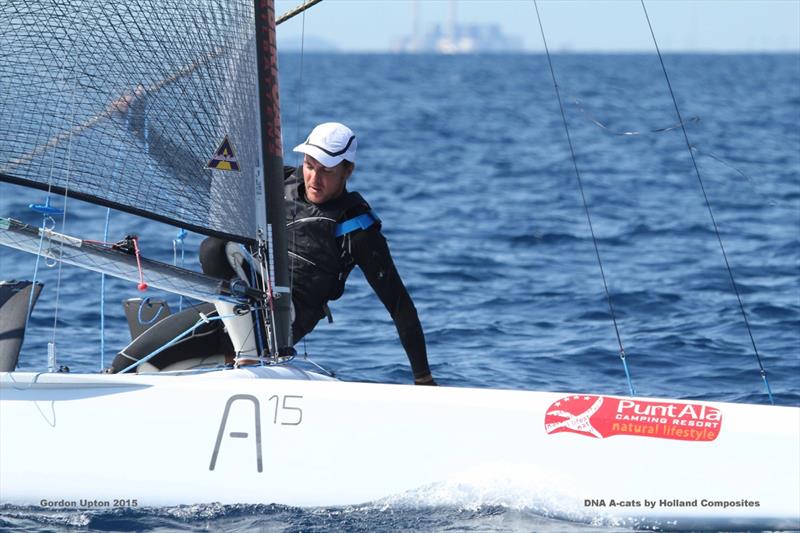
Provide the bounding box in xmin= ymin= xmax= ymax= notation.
xmin=292 ymin=143 xmax=344 ymax=168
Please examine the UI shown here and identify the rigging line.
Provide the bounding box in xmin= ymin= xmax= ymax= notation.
xmin=277 ymin=0 xmax=324 ymax=26
xmin=301 ymin=352 xmax=336 ymax=377
xmin=691 ymin=146 xmax=778 ymax=207
xmin=289 ymin=8 xmax=309 ymax=353
xmin=566 ymin=96 xmax=774 ymax=204
xmin=253 ymin=247 xmax=273 ymax=357
xmin=18 ymin=2 xmax=75 ymax=362
xmin=23 ymin=216 xmax=52 ymax=338
xmin=231 ymin=312 xmax=260 ymax=366
xmin=136 ymin=298 xmax=165 ymax=325
xmin=173 ymin=229 xmax=188 ymax=312
xmin=559 ymin=78 xmax=773 ymax=205
xmin=284 ymin=5 xmax=311 ymax=349
xmin=99 ymin=110 xmax=130 ymax=369
xmin=50 ymin=10 xmax=87 ymax=358
xmin=568 ymin=92 xmax=700 ymax=136
xmin=294 ymin=7 xmax=308 ymax=190
xmin=533 ymin=0 xmax=635 ymax=397
xmin=639 ymin=0 xmax=773 ymax=405
xmin=244 ymin=251 xmax=266 ymax=358
xmin=565 ymin=98 xmax=775 ymax=205
xmin=100 ymin=208 xmax=111 ymax=370
xmin=131 ymin=237 xmax=148 ymax=290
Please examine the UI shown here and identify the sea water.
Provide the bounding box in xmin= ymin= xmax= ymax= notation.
xmin=1 ymin=53 xmax=798 ymax=532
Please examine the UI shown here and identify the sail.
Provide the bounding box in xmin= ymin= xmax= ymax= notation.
xmin=0 ymin=0 xmax=265 ymax=244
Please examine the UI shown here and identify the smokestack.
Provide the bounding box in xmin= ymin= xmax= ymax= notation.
xmin=449 ymin=0 xmax=457 ymax=42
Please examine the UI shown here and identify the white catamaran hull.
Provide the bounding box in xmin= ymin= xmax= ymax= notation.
xmin=1 ymin=368 xmax=798 ymax=530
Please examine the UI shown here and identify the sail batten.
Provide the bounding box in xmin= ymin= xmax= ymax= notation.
xmin=0 ymin=0 xmax=264 ymax=244
xmin=0 ymin=217 xmax=233 ymax=303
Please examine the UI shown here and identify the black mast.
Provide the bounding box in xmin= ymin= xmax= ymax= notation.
xmin=254 ymin=0 xmax=292 ymax=354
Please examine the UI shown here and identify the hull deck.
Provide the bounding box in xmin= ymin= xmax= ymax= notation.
xmin=1 ymin=369 xmax=798 ymax=530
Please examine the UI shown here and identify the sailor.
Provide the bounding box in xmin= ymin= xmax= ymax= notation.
xmin=202 ymin=123 xmax=436 ymax=386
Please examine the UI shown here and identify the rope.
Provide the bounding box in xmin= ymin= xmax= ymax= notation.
xmin=568 ymin=92 xmax=700 ymax=136
xmin=49 ymin=147 xmax=75 ymax=366
xmin=46 ymin=9 xmax=87 ymax=371
xmin=241 ymin=244 xmax=266 ymax=358
xmin=173 ymin=228 xmax=187 ymax=311
xmin=99 ymin=108 xmax=129 ymax=369
xmin=263 ymin=226 xmax=279 ymax=355
xmin=565 ymin=96 xmax=778 ymax=207
xmin=131 ymin=236 xmax=148 ymax=291
xmin=691 ymin=147 xmax=777 ymax=207
xmin=301 ymin=349 xmax=335 ymax=377
xmin=533 ymin=0 xmax=635 ymax=396
xmin=23 ymin=214 xmax=53 ymax=339
xmin=100 ymin=207 xmax=111 ymax=370
xmin=292 ymin=8 xmax=308 ymax=356
xmin=639 ymin=0 xmax=773 ymax=404
xmin=137 ymin=297 xmax=166 ymax=325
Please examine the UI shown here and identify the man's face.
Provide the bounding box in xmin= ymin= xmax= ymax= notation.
xmin=302 ymin=155 xmax=353 ymax=204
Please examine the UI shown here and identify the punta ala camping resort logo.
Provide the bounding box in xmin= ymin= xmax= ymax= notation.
xmin=544 ymin=395 xmax=722 ymax=442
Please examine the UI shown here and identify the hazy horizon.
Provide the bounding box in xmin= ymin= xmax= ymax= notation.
xmin=275 ymin=0 xmax=800 ymax=54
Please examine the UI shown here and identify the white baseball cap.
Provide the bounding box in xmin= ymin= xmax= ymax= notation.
xmin=293 ymin=122 xmax=357 ymax=168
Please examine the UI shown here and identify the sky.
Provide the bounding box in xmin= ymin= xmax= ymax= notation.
xmin=275 ymin=0 xmax=800 ymax=53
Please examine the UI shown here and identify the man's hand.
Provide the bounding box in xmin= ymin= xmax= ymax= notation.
xmin=414 ymin=374 xmax=437 ymax=386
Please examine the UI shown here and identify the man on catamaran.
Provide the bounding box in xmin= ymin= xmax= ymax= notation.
xmin=201 ymin=122 xmax=435 ymax=386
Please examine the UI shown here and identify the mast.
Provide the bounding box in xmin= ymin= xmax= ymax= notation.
xmin=254 ymin=0 xmax=293 ymax=354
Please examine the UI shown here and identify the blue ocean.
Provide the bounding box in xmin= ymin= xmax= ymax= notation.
xmin=1 ymin=53 xmax=798 ymax=531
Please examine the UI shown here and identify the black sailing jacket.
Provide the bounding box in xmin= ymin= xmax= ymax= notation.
xmin=284 ymin=166 xmax=431 ymax=379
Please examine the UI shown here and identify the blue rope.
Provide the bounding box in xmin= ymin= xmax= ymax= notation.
xmin=620 ymin=350 xmax=636 ymax=396
xmin=173 ymin=228 xmax=187 ymax=311
xmin=24 ymin=214 xmax=50 ymax=336
xmin=28 ymin=196 xmax=63 ymax=217
xmin=241 ymin=245 xmax=266 ymax=359
xmin=137 ymin=297 xmax=165 ymax=325
xmin=100 ymin=207 xmax=111 ymax=370
xmin=23 ymin=197 xmax=63 ymax=339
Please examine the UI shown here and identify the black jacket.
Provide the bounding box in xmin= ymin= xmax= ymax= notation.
xmin=285 ymin=166 xmax=430 ymax=379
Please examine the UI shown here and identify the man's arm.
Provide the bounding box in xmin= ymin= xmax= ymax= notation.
xmin=349 ymin=227 xmax=435 ymax=384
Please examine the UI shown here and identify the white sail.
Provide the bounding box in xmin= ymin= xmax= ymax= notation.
xmin=0 ymin=0 xmax=263 ymax=243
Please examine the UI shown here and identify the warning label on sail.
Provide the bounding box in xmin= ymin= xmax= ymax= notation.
xmin=544 ymin=395 xmax=721 ymax=441
xmin=206 ymin=136 xmax=240 ymax=172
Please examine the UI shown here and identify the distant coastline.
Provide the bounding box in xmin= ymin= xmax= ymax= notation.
xmin=392 ymin=23 xmax=523 ymax=54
